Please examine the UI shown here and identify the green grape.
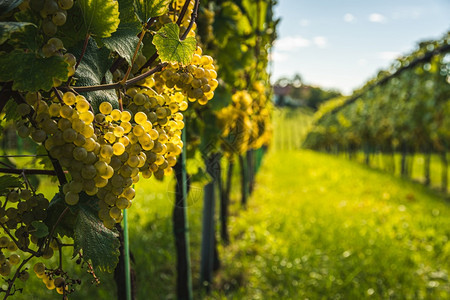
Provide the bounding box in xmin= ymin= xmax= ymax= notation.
xmin=60 ymin=105 xmax=73 ymax=118
xmin=122 ymin=122 xmax=132 ymax=133
xmin=8 ymin=254 xmax=20 ymax=265
xmin=76 ymin=98 xmax=90 ymax=112
xmin=73 ymin=146 xmax=88 ymax=161
xmin=134 ymin=111 xmax=147 ymax=124
xmin=99 ymin=102 xmax=113 ymax=115
xmin=81 ymin=165 xmax=96 ymax=179
xmin=42 ymin=247 xmax=54 ymax=259
xmin=48 ymin=37 xmax=64 ymax=50
xmin=0 ymin=262 xmax=11 ymax=276
xmin=64 ymin=191 xmax=79 ymax=205
xmin=54 ymin=277 xmax=65 ymax=288
xmin=64 ymin=53 xmax=76 ymax=66
xmin=52 ymin=11 xmax=67 ymax=26
xmin=109 ymin=206 xmax=122 ymax=220
xmin=122 ymin=187 xmax=135 ymax=200
xmin=43 ymin=0 xmax=58 ymax=14
xmin=112 ymin=142 xmax=125 ymax=156
xmin=58 ymin=0 xmax=73 ymax=9
xmin=62 ymin=128 xmax=77 ymax=142
xmin=113 ymin=126 xmax=124 ymax=138
xmin=100 ymin=145 xmax=114 ymax=158
xmin=132 ymin=124 xmax=145 ymax=137
xmin=17 ymin=125 xmax=31 ymax=138
xmin=31 ymin=129 xmax=47 ymax=143
xmin=101 ymin=165 xmax=114 ymax=179
xmin=110 ymin=109 xmax=121 ymax=121
xmin=20 ymin=189 xmax=32 ymax=200
xmin=115 ymin=197 xmax=130 ymax=209
xmin=42 ymin=19 xmax=57 ymax=36
xmin=19 ymin=271 xmax=30 ymax=281
xmin=7 ymin=191 xmax=20 ymax=203
xmin=58 ymin=118 xmax=71 ymax=130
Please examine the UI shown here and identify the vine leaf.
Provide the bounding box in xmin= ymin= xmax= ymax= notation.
xmin=77 ymin=0 xmax=120 ymax=38
xmin=73 ymin=202 xmax=120 ymax=272
xmin=0 ymin=0 xmax=23 ymax=16
xmin=134 ymin=0 xmax=173 ymax=23
xmin=152 ymin=23 xmax=196 ymax=65
xmin=45 ymin=193 xmax=76 ymax=238
xmin=31 ymin=221 xmax=49 ymax=238
xmin=0 ymin=22 xmax=36 ymax=45
xmin=101 ymin=0 xmax=141 ymax=65
xmin=101 ymin=23 xmax=140 ymax=66
xmin=0 ymin=175 xmax=22 ymax=194
xmin=0 ymin=51 xmax=69 ymax=92
xmin=70 ymin=38 xmax=118 ymax=112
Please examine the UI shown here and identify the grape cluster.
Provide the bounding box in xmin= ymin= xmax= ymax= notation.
xmin=33 ymin=262 xmax=74 ymax=294
xmin=15 ymin=88 xmax=188 ymax=228
xmin=0 ymin=187 xmax=50 ymax=249
xmin=151 ymin=48 xmax=218 ymax=105
xmin=28 ymin=0 xmax=73 ymax=37
xmin=0 ymin=185 xmax=54 ymax=286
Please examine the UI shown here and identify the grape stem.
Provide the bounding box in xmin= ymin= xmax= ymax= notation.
xmin=67 ymin=63 xmax=167 ymax=92
xmin=2 ymin=254 xmax=34 ymax=300
xmin=120 ymin=27 xmax=148 ymax=85
xmin=180 ymin=0 xmax=200 ymax=40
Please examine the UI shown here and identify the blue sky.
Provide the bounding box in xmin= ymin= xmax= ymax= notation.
xmin=271 ymin=0 xmax=450 ymax=94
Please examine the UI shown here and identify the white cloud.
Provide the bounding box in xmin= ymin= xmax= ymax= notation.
xmin=369 ymin=13 xmax=387 ymax=23
xmin=344 ymin=13 xmax=356 ymax=23
xmin=378 ymin=51 xmax=400 ymax=61
xmin=313 ymin=36 xmax=327 ymax=48
xmin=299 ymin=19 xmax=310 ymax=27
xmin=269 ymin=51 xmax=288 ymax=62
xmin=275 ymin=36 xmax=311 ymax=51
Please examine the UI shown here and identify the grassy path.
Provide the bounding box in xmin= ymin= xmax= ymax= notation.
xmin=212 ymin=149 xmax=450 ymax=299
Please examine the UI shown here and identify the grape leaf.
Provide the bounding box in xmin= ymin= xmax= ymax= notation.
xmin=73 ymin=202 xmax=120 ymax=272
xmin=31 ymin=221 xmax=49 ymax=238
xmin=0 ymin=0 xmax=23 ymax=16
xmin=152 ymin=23 xmax=196 ymax=65
xmin=70 ymin=38 xmax=118 ymax=112
xmin=77 ymin=0 xmax=120 ymax=38
xmin=45 ymin=192 xmax=76 ymax=238
xmin=101 ymin=23 xmax=140 ymax=65
xmin=0 ymin=51 xmax=69 ymax=92
xmin=134 ymin=0 xmax=173 ymax=23
xmin=0 ymin=175 xmax=22 ymax=195
xmin=0 ymin=22 xmax=36 ymax=45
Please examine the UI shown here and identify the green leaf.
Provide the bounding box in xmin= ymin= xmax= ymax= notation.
xmin=101 ymin=23 xmax=140 ymax=65
xmin=0 ymin=0 xmax=23 ymax=16
xmin=70 ymin=38 xmax=118 ymax=112
xmin=77 ymin=0 xmax=120 ymax=38
xmin=0 ymin=175 xmax=22 ymax=195
xmin=31 ymin=221 xmax=49 ymax=238
xmin=0 ymin=22 xmax=36 ymax=45
xmin=45 ymin=192 xmax=76 ymax=238
xmin=117 ymin=0 xmax=140 ymax=25
xmin=134 ymin=0 xmax=173 ymax=23
xmin=74 ymin=201 xmax=120 ymax=272
xmin=0 ymin=51 xmax=69 ymax=92
xmin=152 ymin=23 xmax=196 ymax=65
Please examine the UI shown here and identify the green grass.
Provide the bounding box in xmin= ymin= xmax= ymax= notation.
xmin=8 ymin=108 xmax=450 ymax=299
xmin=208 ymin=150 xmax=450 ymax=299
